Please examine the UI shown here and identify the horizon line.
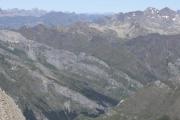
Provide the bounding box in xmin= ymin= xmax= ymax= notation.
xmin=0 ymin=6 xmax=179 ymax=14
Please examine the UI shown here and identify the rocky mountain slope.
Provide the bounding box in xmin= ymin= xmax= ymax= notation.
xmin=11 ymin=25 xmax=180 ymax=120
xmin=0 ymin=7 xmax=180 ymax=120
xmin=0 ymin=28 xmax=151 ymax=120
xmin=125 ymin=34 xmax=180 ymax=87
xmin=0 ymin=88 xmax=25 ymax=120
xmin=94 ymin=81 xmax=179 ymax=120
xmin=93 ymin=33 xmax=180 ymax=120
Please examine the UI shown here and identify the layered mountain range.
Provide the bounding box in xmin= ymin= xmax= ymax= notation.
xmin=0 ymin=8 xmax=47 ymax=17
xmin=0 ymin=7 xmax=180 ymax=120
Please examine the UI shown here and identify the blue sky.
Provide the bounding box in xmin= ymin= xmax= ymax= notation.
xmin=0 ymin=0 xmax=179 ymax=13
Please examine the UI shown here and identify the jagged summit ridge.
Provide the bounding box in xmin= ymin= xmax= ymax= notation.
xmin=90 ymin=7 xmax=180 ymax=39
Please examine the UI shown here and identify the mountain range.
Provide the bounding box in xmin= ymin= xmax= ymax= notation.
xmin=0 ymin=7 xmax=180 ymax=120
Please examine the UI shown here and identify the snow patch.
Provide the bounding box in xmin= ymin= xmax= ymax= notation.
xmin=172 ymin=18 xmax=176 ymax=21
xmin=132 ymin=13 xmax=136 ymax=17
xmin=162 ymin=16 xmax=169 ymax=19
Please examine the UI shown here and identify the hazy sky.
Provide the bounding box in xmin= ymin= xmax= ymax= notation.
xmin=0 ymin=0 xmax=179 ymax=13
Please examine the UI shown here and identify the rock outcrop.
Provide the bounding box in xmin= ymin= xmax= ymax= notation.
xmin=0 ymin=88 xmax=25 ymax=120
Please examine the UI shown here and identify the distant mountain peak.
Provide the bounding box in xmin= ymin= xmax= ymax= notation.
xmin=160 ymin=7 xmax=174 ymax=11
xmin=159 ymin=7 xmax=176 ymax=16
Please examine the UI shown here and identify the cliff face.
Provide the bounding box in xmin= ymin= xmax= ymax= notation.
xmin=0 ymin=88 xmax=25 ymax=120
